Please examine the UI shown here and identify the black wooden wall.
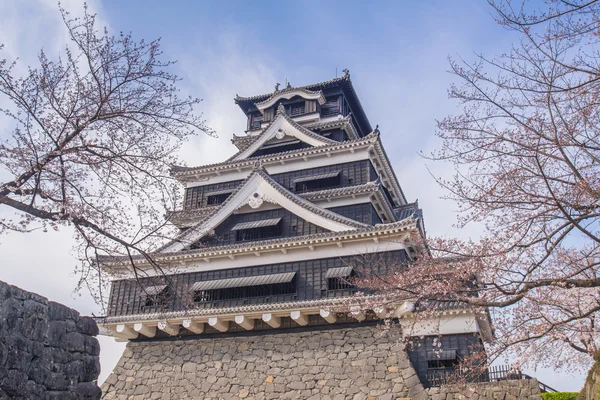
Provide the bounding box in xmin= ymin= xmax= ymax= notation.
xmin=195 ymin=203 xmax=381 ymax=248
xmin=407 ymin=334 xmax=486 ymax=388
xmin=107 ymin=250 xmax=409 ymax=317
xmin=183 ymin=160 xmax=379 ymax=211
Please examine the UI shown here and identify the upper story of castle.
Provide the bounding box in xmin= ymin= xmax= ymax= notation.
xmin=167 ymin=71 xmax=424 ymax=236
xmin=234 ymin=69 xmax=371 ymax=138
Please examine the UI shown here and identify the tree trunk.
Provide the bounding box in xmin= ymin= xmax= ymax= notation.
xmin=578 ymin=351 xmax=600 ymax=400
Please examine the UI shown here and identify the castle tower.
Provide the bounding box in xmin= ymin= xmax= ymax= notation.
xmin=99 ymin=71 xmax=492 ymax=399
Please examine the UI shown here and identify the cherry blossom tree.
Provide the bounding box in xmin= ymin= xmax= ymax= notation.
xmin=0 ymin=6 xmax=211 ymax=303
xmin=359 ymin=0 xmax=600 ymax=372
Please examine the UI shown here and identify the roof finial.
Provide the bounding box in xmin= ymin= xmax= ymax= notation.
xmin=374 ymin=124 xmax=380 ymax=134
xmin=286 ymin=81 xmax=292 ymax=89
xmin=342 ymin=68 xmax=350 ymax=78
xmin=277 ymin=103 xmax=286 ymax=114
xmin=274 ymin=82 xmax=280 ymax=92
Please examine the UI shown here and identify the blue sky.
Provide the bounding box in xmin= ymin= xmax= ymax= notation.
xmin=0 ymin=0 xmax=585 ymax=391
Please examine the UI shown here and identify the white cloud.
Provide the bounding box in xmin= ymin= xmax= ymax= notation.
xmin=174 ymin=32 xmax=279 ymax=167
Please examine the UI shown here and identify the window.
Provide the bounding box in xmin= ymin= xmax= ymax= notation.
xmin=231 ymin=218 xmax=282 ymax=242
xmin=287 ymin=102 xmax=305 ymax=116
xmin=142 ymin=285 xmax=169 ymax=308
xmin=206 ymin=192 xmax=232 ymax=205
xmin=250 ymin=113 xmax=263 ymax=130
xmin=294 ymin=171 xmax=341 ymax=192
xmin=321 ymin=96 xmax=341 ymax=116
xmin=192 ymin=272 xmax=297 ymax=303
xmin=252 ymin=140 xmax=306 ymax=157
xmin=426 ymin=350 xmax=458 ymax=370
xmin=325 ymin=267 xmax=356 ymax=291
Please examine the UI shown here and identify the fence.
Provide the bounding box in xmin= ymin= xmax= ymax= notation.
xmin=425 ymin=365 xmax=557 ymax=393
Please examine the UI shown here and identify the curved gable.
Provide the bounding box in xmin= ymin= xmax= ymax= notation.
xmin=256 ymin=88 xmax=326 ymax=112
xmin=161 ymin=169 xmax=368 ymax=253
xmin=231 ymin=109 xmax=338 ymax=161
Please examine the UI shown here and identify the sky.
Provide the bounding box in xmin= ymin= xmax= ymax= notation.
xmin=0 ymin=0 xmax=586 ymax=391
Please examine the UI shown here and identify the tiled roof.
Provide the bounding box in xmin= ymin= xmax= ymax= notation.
xmin=414 ymin=300 xmax=470 ymax=312
xmin=234 ymin=71 xmax=372 ymax=134
xmin=394 ymin=201 xmax=425 ymax=236
xmin=97 ymin=296 xmax=356 ymax=324
xmin=99 ymin=216 xmax=418 ymax=266
xmin=231 ymin=134 xmax=258 ymax=151
xmin=304 ymin=115 xmax=359 ymax=139
xmin=299 ymin=182 xmax=379 ymax=201
xmin=169 ymin=182 xmax=389 ymax=228
xmin=156 ymin=167 xmax=370 ymax=253
xmin=167 ymin=207 xmax=218 ymax=228
xmin=235 ymin=75 xmax=350 ymax=103
xmin=225 ymin=107 xmax=339 ymax=162
xmin=170 ymin=132 xmax=379 ymax=177
xmin=171 ymin=131 xmax=407 ymax=208
xmin=254 ymin=88 xmax=325 ymax=109
xmin=253 ymin=168 xmax=370 ymax=229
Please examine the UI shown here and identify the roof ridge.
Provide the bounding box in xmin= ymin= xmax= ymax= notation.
xmin=99 ymin=217 xmax=418 ymax=265
xmin=171 ymin=131 xmax=380 ymax=177
xmin=253 ymin=169 xmax=369 ymax=229
xmin=235 ymin=73 xmax=351 ymax=103
xmin=159 ymin=168 xmax=371 ymax=253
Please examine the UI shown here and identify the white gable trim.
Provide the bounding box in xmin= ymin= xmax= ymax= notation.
xmin=256 ymin=89 xmax=326 ymax=112
xmin=232 ymin=113 xmax=335 ymax=161
xmin=162 ymin=172 xmax=364 ymax=253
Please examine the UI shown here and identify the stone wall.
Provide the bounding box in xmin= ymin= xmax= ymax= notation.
xmin=426 ymin=379 xmax=542 ymax=400
xmin=578 ymin=350 xmax=600 ymax=400
xmin=101 ymin=323 xmax=428 ymax=400
xmin=0 ymin=280 xmax=101 ymax=399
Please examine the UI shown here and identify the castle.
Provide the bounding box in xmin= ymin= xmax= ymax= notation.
xmin=99 ymin=71 xmax=493 ymax=399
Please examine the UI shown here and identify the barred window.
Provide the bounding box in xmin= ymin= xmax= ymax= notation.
xmin=250 ymin=113 xmax=263 ymax=130
xmin=294 ymin=171 xmax=341 ymax=193
xmin=426 ymin=350 xmax=458 ymax=370
xmin=287 ymin=102 xmax=306 ymax=116
xmin=232 ymin=218 xmax=282 ymax=242
xmin=325 ymin=267 xmax=356 ymax=291
xmin=141 ymin=285 xmax=170 ymax=308
xmin=192 ymin=273 xmax=296 ymax=303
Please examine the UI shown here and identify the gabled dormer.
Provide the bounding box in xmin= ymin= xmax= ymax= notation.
xmin=161 ymin=168 xmax=368 ymax=253
xmin=228 ymin=106 xmax=338 ymax=161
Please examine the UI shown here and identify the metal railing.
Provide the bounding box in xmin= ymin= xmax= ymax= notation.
xmin=424 ymin=365 xmax=558 ymax=393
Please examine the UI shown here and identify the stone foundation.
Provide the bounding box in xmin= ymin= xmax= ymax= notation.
xmin=426 ymin=379 xmax=542 ymax=400
xmin=101 ymin=323 xmax=427 ymax=400
xmin=0 ymin=280 xmax=101 ymax=399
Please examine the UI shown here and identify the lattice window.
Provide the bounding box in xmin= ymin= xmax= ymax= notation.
xmin=287 ymin=102 xmax=306 ymax=116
